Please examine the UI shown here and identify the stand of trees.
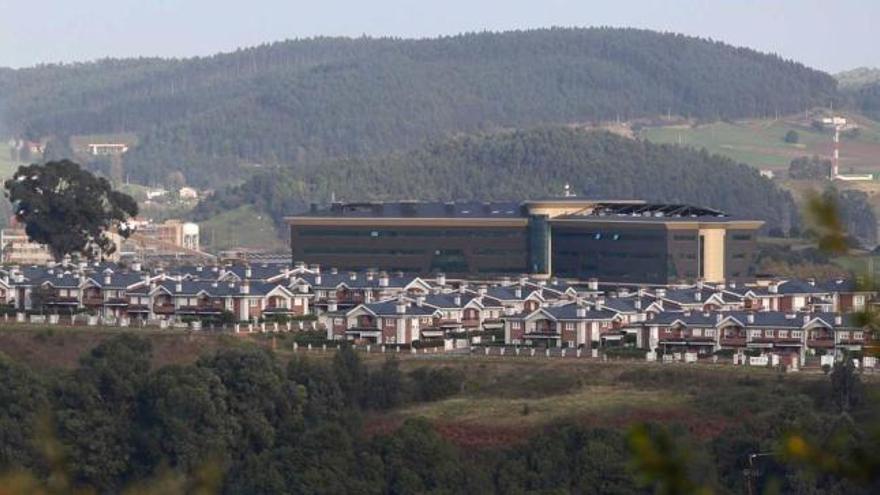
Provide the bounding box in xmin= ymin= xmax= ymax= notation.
xmin=0 ymin=28 xmax=838 ymax=188
xmin=195 ymin=127 xmax=799 ymax=234
xmin=0 ymin=336 xmax=877 ymax=494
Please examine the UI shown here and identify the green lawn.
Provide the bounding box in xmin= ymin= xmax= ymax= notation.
xmin=642 ymin=114 xmax=880 ymax=172
xmin=199 ymin=204 xmax=286 ymax=251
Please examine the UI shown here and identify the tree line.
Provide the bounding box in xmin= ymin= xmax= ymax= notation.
xmin=0 ymin=334 xmax=876 ymax=494
xmin=194 ymin=127 xmax=800 ymax=234
xmin=0 ymin=28 xmax=838 ymax=188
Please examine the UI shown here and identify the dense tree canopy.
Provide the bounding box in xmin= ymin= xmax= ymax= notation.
xmin=3 ymin=160 xmax=138 ymax=260
xmin=0 ymin=28 xmax=838 ymax=188
xmin=0 ymin=336 xmax=877 ymax=494
xmin=195 ymin=127 xmax=799 ymax=233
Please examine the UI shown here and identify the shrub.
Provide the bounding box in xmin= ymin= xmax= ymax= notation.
xmin=603 ymin=347 xmax=647 ymax=360
xmin=784 ymin=129 xmax=799 ymax=143
xmin=408 ymin=367 xmax=464 ymax=402
xmin=713 ymin=349 xmax=735 ymax=358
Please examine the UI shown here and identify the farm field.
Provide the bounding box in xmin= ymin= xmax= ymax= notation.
xmin=642 ymin=112 xmax=880 ymax=173
xmin=198 ymin=204 xmax=287 ymax=251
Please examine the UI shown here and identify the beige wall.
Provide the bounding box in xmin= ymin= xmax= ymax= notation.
xmin=699 ymin=228 xmax=726 ymax=283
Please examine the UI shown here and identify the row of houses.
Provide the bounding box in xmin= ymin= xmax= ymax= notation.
xmin=0 ymin=262 xmax=875 ymax=360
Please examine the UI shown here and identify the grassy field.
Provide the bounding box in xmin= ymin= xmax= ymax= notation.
xmin=642 ymin=112 xmax=880 ymax=173
xmin=199 ymin=204 xmax=286 ymax=251
xmin=2 ymin=325 xmax=875 ymax=451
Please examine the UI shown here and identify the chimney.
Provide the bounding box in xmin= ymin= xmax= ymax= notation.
xmin=807 ymin=278 xmax=816 ymax=287
xmin=379 ymin=272 xmax=389 ymax=287
xmin=436 ymin=273 xmax=446 ymax=287
xmin=696 ymin=280 xmax=704 ymax=290
xmin=769 ymin=283 xmax=779 ymax=294
xmin=366 ymin=271 xmax=374 ymax=281
xmin=396 ymin=299 xmax=407 ymax=314
xmin=747 ymin=313 xmax=755 ymax=324
xmin=328 ymin=299 xmax=338 ymax=312
xmin=330 ymin=267 xmax=338 ymax=275
xmin=834 ymin=314 xmax=843 ymax=326
xmin=196 ymin=265 xmax=203 ymax=272
xmin=349 ymin=271 xmax=357 ymax=281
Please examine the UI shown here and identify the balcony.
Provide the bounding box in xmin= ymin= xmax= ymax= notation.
xmin=720 ymin=336 xmax=746 ymax=345
xmin=82 ymin=296 xmax=104 ymax=306
xmin=46 ymin=296 xmax=79 ymax=306
xmin=153 ymin=304 xmax=176 ymax=315
xmin=461 ymin=318 xmax=481 ymax=328
xmin=807 ymin=339 xmax=835 ymax=349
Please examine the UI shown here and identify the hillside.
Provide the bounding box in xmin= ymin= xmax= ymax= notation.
xmin=0 ymin=28 xmax=838 ymax=188
xmin=0 ymin=329 xmax=876 ymax=494
xmin=641 ymin=112 xmax=880 ymax=173
xmin=194 ymin=127 xmax=799 ymax=235
xmin=836 ymin=67 xmax=880 ymax=89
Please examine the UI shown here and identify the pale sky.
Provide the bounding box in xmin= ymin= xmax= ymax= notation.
xmin=0 ymin=0 xmax=876 ymax=73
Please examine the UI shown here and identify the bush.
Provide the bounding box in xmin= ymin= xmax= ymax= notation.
xmin=603 ymin=347 xmax=647 ymax=360
xmin=408 ymin=367 xmax=465 ymax=402
xmin=713 ymin=349 xmax=735 ymax=358
xmin=784 ymin=130 xmax=799 ymax=143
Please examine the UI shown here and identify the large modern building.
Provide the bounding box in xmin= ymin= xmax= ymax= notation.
xmin=286 ymin=199 xmax=763 ymax=284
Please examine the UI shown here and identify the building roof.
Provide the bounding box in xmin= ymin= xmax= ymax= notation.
xmin=294 ymin=201 xmax=525 ymax=219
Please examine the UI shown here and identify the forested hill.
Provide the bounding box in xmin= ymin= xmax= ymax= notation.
xmin=0 ymin=28 xmax=837 ymax=188
xmin=194 ymin=128 xmax=798 ymax=232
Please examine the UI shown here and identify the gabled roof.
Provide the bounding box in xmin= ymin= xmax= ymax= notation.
xmin=354 ymin=300 xmax=439 ymax=317
xmin=485 ymin=285 xmax=543 ymax=302
xmin=419 ymin=293 xmax=479 ymax=309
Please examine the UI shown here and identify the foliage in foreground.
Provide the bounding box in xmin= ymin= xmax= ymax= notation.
xmin=0 ymin=335 xmax=878 ymax=494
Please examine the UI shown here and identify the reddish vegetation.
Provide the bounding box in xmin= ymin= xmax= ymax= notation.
xmin=593 ymin=409 xmax=732 ymax=440
xmin=364 ymin=406 xmax=733 ymax=449
xmin=363 ymin=415 xmax=533 ymax=449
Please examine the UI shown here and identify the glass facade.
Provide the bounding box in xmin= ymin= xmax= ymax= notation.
xmin=528 ymin=215 xmax=551 ymax=275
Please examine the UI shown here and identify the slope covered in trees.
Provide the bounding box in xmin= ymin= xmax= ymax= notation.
xmin=194 ymin=127 xmax=798 ymax=233
xmin=0 ymin=28 xmax=838 ymax=187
